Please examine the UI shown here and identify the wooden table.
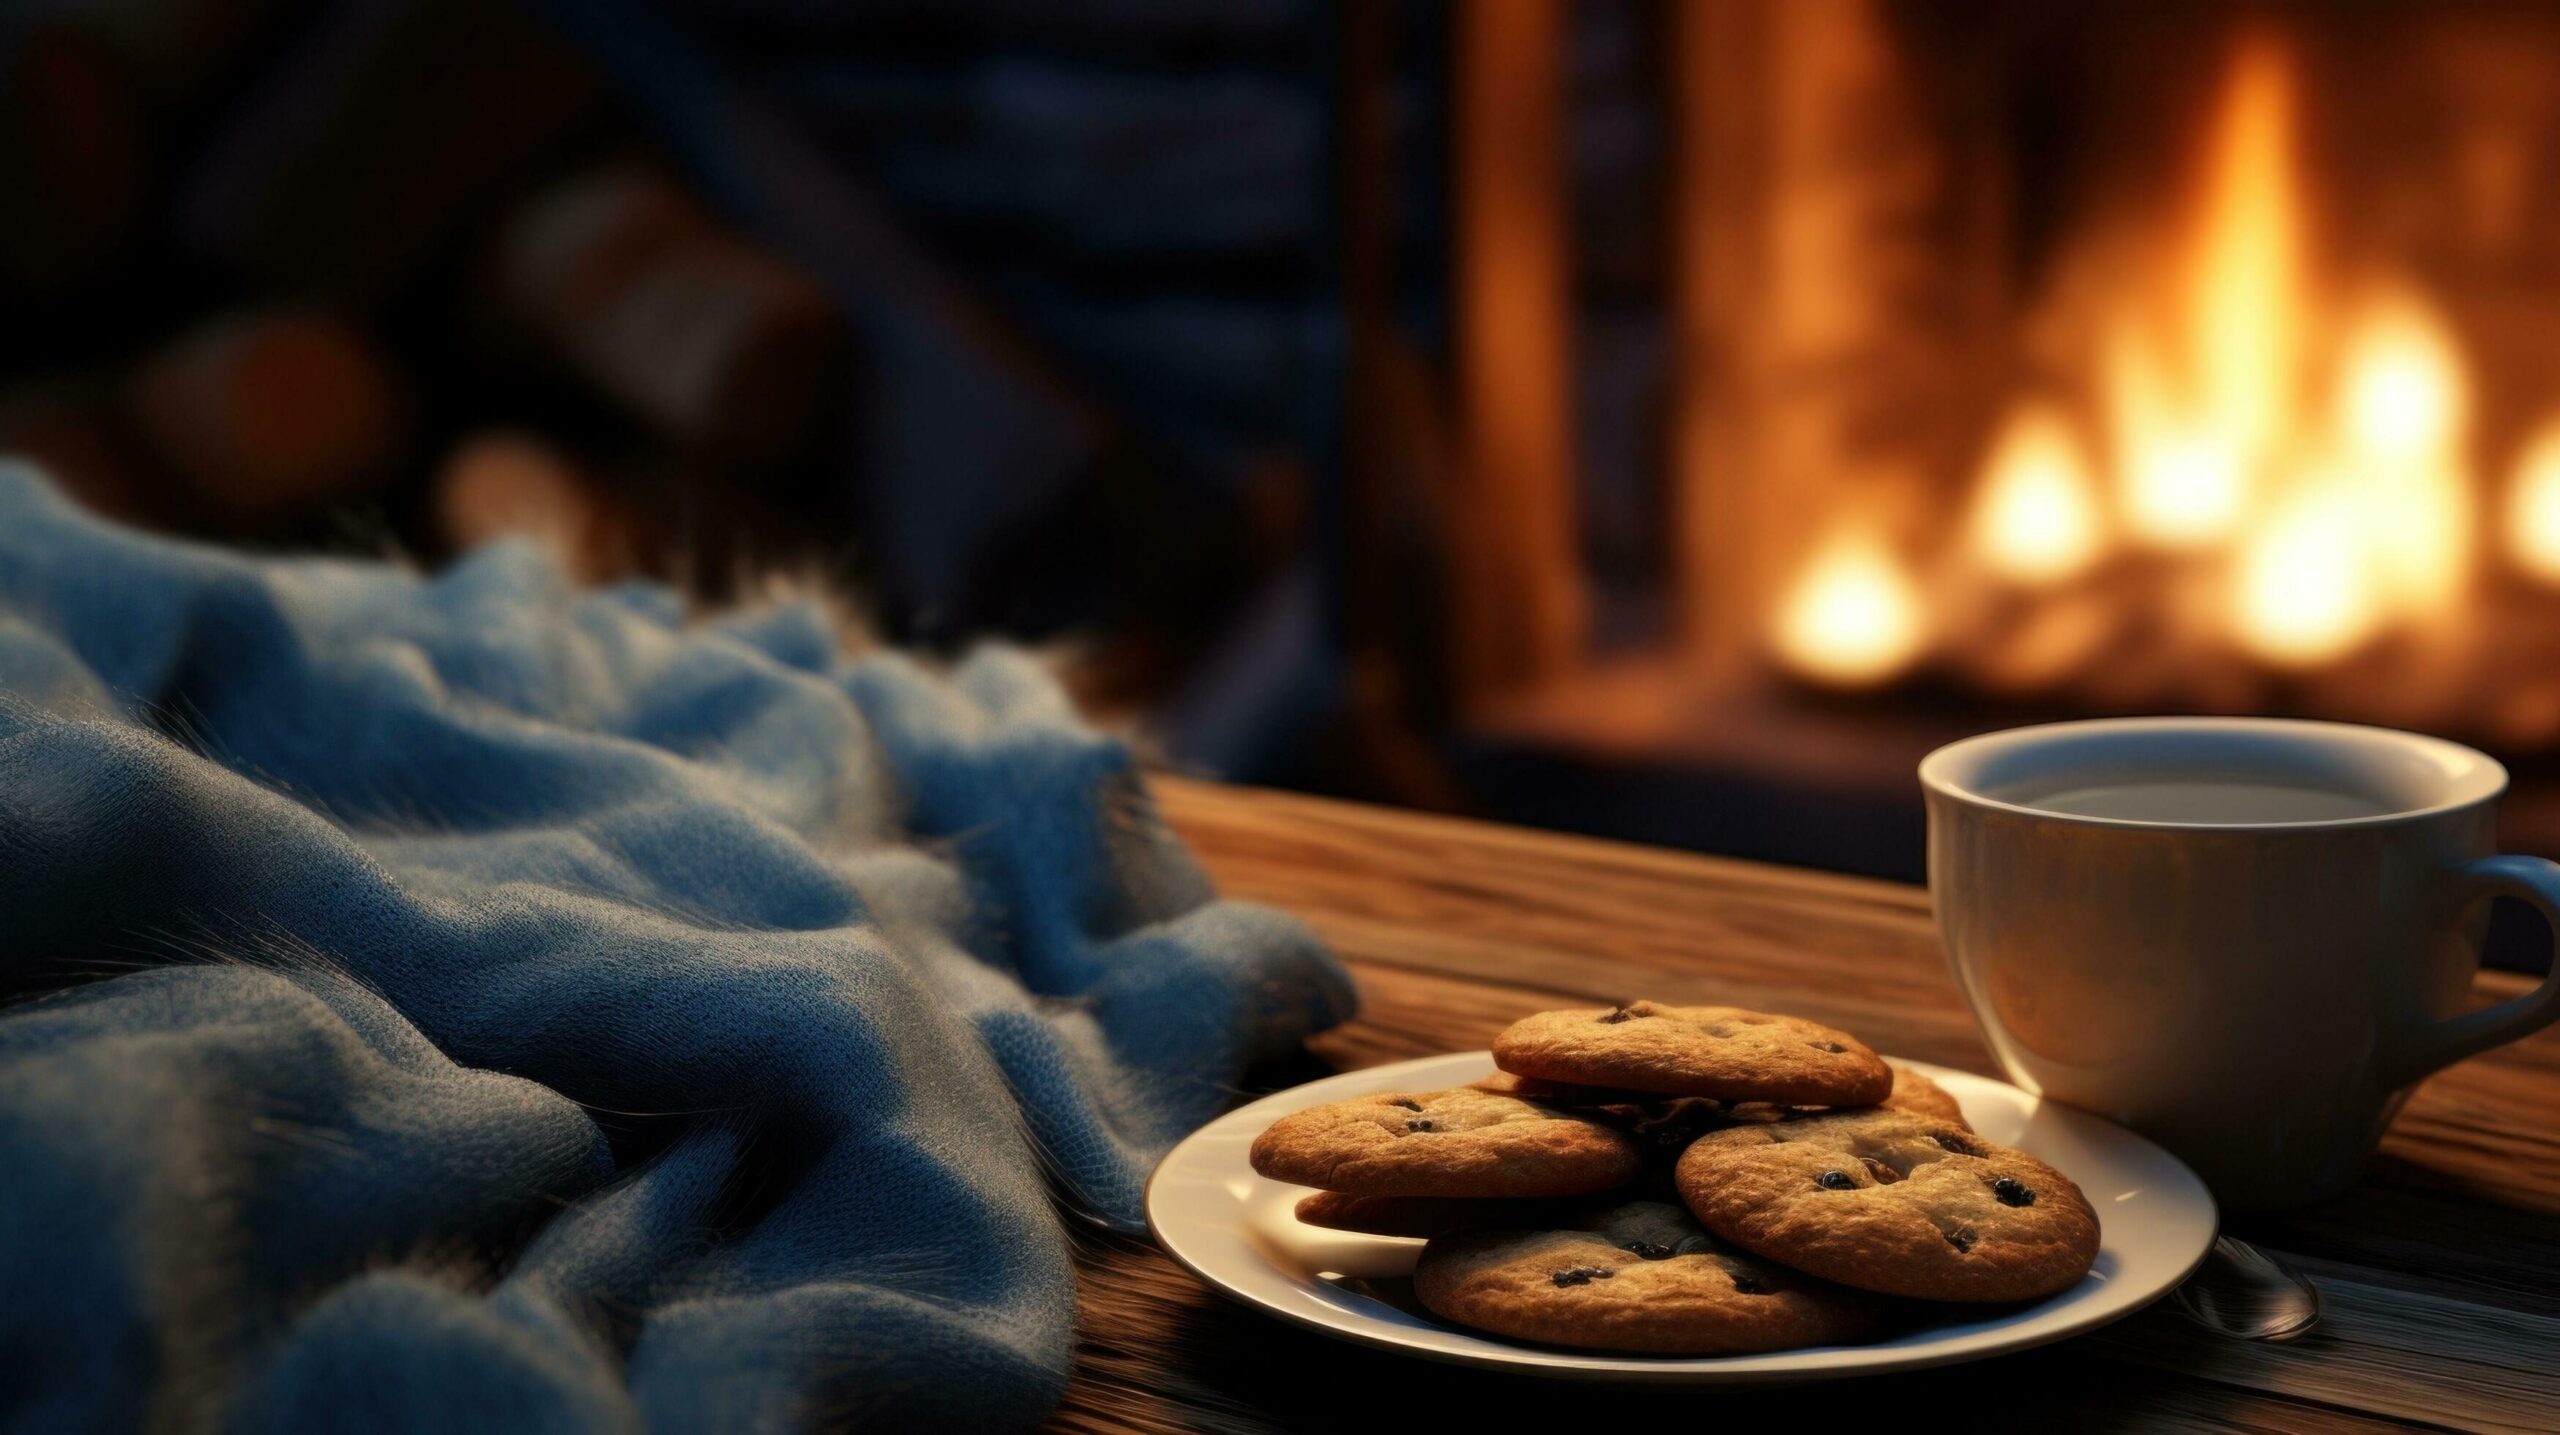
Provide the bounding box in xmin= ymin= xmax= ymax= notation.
xmin=1050 ymin=779 xmax=2560 ymax=1433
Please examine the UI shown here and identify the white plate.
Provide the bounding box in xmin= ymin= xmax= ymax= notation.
xmin=1146 ymin=1051 xmax=2216 ymax=1383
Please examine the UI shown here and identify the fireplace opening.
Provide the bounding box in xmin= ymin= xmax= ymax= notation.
xmin=1397 ymin=0 xmax=2560 ymax=899
xmin=1767 ymin=20 xmax=2560 ymax=739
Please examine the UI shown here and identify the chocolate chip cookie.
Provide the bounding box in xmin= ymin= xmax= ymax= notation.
xmin=1674 ymin=1109 xmax=2099 ymax=1302
xmin=1719 ymin=1063 xmax=1971 ymax=1131
xmin=1468 ymin=1069 xmax=1662 ymax=1106
xmin=1293 ymin=1191 xmax=1564 ymax=1238
xmin=1412 ymin=1200 xmax=1883 ymax=1353
xmin=1493 ymin=1001 xmax=1893 ymax=1106
xmin=1472 ymin=1068 xmax=1741 ymax=1156
xmin=1880 ymin=1064 xmax=1968 ymax=1129
xmin=1250 ymin=1088 xmax=1645 ymax=1198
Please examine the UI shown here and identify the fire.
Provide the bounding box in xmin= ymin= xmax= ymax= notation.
xmin=2329 ymin=295 xmax=2474 ymax=620
xmin=2105 ymin=321 xmax=2250 ymax=549
xmin=2336 ymin=295 xmax=2465 ymax=461
xmin=1772 ymin=529 xmax=1925 ymax=687
xmin=1969 ymin=404 xmax=2104 ymax=585
xmin=1772 ymin=27 xmax=2501 ymax=688
xmin=2226 ymin=293 xmax=2475 ymax=667
xmin=2507 ymin=422 xmax=2560 ymax=585
xmin=2233 ymin=481 xmax=2378 ymax=667
xmin=2107 ymin=31 xmax=2314 ymax=553
xmin=2181 ymin=32 xmax=2305 ymax=479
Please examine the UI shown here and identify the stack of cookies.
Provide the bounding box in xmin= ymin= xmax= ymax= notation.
xmin=1248 ymin=1000 xmax=2100 ymax=1355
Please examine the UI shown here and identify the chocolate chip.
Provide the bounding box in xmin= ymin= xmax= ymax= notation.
xmin=1404 ymin=1117 xmax=1437 ymax=1133
xmin=1620 ymin=1241 xmax=1676 ymax=1260
xmin=1945 ymin=1226 xmax=1977 ymax=1252
xmin=1859 ymin=1155 xmax=1903 ymax=1185
xmin=1729 ymin=1272 xmax=1771 ymax=1295
xmin=1815 ymin=1170 xmax=1858 ymax=1190
xmin=1598 ymin=1006 xmax=1640 ymax=1024
xmin=1551 ymin=1267 xmax=1615 ymax=1287
xmin=1809 ymin=1041 xmax=1846 ymax=1053
xmin=1932 ymin=1132 xmax=1985 ymax=1157
xmin=1991 ymin=1176 xmax=2036 ymax=1207
xmin=1387 ymin=1098 xmax=1423 ymax=1111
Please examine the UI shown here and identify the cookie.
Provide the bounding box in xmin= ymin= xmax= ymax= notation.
xmin=1293 ymin=1191 xmax=1563 ymax=1239
xmin=1250 ymin=1088 xmax=1645 ymax=1198
xmin=1881 ymin=1064 xmax=1968 ymax=1129
xmin=1468 ymin=1070 xmax=1662 ymax=1106
xmin=1412 ymin=1200 xmax=1883 ymax=1354
xmin=1471 ymin=1068 xmax=1746 ymax=1160
xmin=1493 ymin=1001 xmax=1893 ymax=1106
xmin=1722 ymin=1064 xmax=1970 ymax=1130
xmin=1614 ymin=1097 xmax=1735 ymax=1159
xmin=1674 ymin=1109 xmax=2099 ymax=1302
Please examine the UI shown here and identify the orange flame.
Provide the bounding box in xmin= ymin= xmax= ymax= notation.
xmin=1969 ymin=404 xmax=2105 ymax=585
xmin=1774 ymin=27 xmax=2491 ymax=686
xmin=1772 ymin=529 xmax=1926 ymax=687
xmin=2508 ymin=422 xmax=2560 ymax=585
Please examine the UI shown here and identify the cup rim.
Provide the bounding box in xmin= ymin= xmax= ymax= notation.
xmin=1918 ymin=716 xmax=2507 ymax=832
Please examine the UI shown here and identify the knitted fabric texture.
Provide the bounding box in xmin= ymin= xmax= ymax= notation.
xmin=0 ymin=464 xmax=1353 ymax=1431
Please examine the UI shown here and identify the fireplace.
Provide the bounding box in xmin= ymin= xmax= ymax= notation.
xmin=1372 ymin=0 xmax=2560 ymax=881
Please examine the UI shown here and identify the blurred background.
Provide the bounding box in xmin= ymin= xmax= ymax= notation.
xmin=10 ymin=0 xmax=2560 ymax=949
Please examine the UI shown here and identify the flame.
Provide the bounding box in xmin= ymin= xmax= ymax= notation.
xmin=1969 ymin=404 xmax=2105 ymax=585
xmin=2507 ymin=422 xmax=2560 ymax=585
xmin=2336 ymin=295 xmax=2466 ymax=461
xmin=2226 ymin=295 xmax=2474 ymax=668
xmin=2113 ymin=31 xmax=2311 ymax=550
xmin=2106 ymin=322 xmax=2250 ymax=548
xmin=2234 ymin=481 xmax=2378 ymax=666
xmin=1773 ymin=530 xmax=1925 ymax=687
xmin=1766 ymin=27 xmax=2495 ymax=694
xmin=2334 ymin=295 xmax=2475 ymax=614
xmin=2184 ymin=33 xmax=2307 ymax=469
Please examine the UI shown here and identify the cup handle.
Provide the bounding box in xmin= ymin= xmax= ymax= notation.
xmin=2392 ymin=854 xmax=2560 ymax=1087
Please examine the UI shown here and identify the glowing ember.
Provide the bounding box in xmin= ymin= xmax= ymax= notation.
xmin=2106 ymin=323 xmax=2251 ymax=549
xmin=2335 ymin=296 xmax=2466 ymax=461
xmin=1772 ymin=530 xmax=1926 ymax=687
xmin=2234 ymin=483 xmax=2377 ymax=667
xmin=2507 ymin=423 xmax=2560 ymax=585
xmin=1969 ymin=404 xmax=2105 ymax=585
xmin=2333 ymin=297 xmax=2474 ymax=615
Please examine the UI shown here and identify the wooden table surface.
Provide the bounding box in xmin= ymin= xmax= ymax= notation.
xmin=1053 ymin=778 xmax=2560 ymax=1433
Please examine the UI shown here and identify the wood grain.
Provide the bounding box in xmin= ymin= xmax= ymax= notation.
xmin=1049 ymin=778 xmax=2560 ymax=1433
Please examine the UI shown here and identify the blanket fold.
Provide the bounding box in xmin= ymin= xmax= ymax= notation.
xmin=0 ymin=464 xmax=1352 ymax=1432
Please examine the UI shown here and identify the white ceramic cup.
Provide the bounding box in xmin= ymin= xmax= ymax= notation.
xmin=1921 ymin=717 xmax=2560 ymax=1212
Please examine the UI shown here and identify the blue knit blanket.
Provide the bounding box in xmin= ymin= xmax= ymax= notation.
xmin=0 ymin=465 xmax=1352 ymax=1431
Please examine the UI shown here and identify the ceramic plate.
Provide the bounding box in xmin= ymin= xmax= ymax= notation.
xmin=1146 ymin=1051 xmax=2216 ymax=1382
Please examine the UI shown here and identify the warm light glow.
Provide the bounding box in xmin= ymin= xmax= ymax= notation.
xmin=2106 ymin=34 xmax=2310 ymax=552
xmin=2105 ymin=37 xmax=2472 ymax=661
xmin=2184 ymin=31 xmax=2308 ymax=469
xmin=2233 ymin=484 xmax=2379 ymax=666
xmin=2352 ymin=457 xmax=2472 ymax=614
xmin=1757 ymin=25 xmax=2503 ymax=699
xmin=1969 ymin=405 xmax=2105 ymax=585
xmin=2507 ymin=422 xmax=2560 ymax=585
xmin=1773 ymin=530 xmax=1926 ymax=687
xmin=2336 ymin=296 xmax=2467 ymax=461
xmin=2326 ymin=295 xmax=2474 ymax=613
xmin=2106 ymin=324 xmax=2250 ymax=548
